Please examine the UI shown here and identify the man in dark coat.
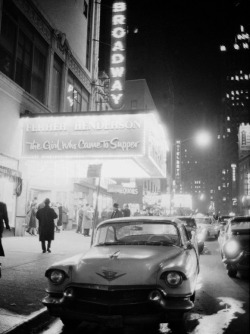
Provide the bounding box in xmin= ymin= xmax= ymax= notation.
xmin=111 ymin=203 xmax=123 ymax=219
xmin=122 ymin=204 xmax=131 ymax=217
xmin=0 ymin=202 xmax=10 ymax=261
xmin=36 ymin=198 xmax=58 ymax=253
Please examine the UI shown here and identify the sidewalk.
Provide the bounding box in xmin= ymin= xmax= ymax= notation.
xmin=0 ymin=230 xmax=91 ymax=333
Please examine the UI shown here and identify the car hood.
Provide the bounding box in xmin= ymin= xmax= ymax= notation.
xmin=51 ymin=245 xmax=184 ymax=285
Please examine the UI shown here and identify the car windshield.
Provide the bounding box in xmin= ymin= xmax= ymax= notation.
xmin=195 ymin=217 xmax=212 ymax=225
xmin=94 ymin=221 xmax=180 ymax=246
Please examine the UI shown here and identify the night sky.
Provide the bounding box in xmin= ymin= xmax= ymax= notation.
xmin=99 ymin=0 xmax=250 ymax=139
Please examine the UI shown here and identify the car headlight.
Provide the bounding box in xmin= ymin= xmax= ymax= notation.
xmin=47 ymin=270 xmax=66 ymax=285
xmin=163 ymin=272 xmax=183 ymax=287
xmin=224 ymin=240 xmax=241 ymax=258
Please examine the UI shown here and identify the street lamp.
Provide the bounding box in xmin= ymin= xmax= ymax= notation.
xmin=167 ymin=130 xmax=212 ymax=215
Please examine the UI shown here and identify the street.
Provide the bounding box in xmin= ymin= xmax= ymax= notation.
xmin=33 ymin=239 xmax=249 ymax=334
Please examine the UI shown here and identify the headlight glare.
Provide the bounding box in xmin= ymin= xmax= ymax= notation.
xmin=164 ymin=272 xmax=183 ymax=287
xmin=224 ymin=240 xmax=240 ymax=258
xmin=49 ymin=270 xmax=65 ymax=284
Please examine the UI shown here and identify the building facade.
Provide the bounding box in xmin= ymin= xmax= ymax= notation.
xmin=217 ymin=25 xmax=250 ymax=215
xmin=0 ymin=0 xmax=102 ymax=233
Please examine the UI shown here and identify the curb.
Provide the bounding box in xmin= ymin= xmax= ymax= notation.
xmin=5 ymin=308 xmax=52 ymax=334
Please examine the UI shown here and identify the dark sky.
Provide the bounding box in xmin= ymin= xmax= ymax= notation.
xmin=99 ymin=0 xmax=250 ymax=139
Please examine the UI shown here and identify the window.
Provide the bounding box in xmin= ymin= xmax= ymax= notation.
xmin=51 ymin=55 xmax=63 ymax=113
xmin=85 ymin=0 xmax=92 ymax=70
xmin=0 ymin=1 xmax=48 ymax=103
xmin=66 ymin=72 xmax=89 ymax=112
xmin=83 ymin=0 xmax=88 ymax=18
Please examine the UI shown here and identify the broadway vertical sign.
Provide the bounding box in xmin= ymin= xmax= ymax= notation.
xmin=109 ymin=1 xmax=127 ymax=109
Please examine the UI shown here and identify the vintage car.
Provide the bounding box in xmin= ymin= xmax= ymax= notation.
xmin=175 ymin=216 xmax=205 ymax=254
xmin=194 ymin=215 xmax=220 ymax=240
xmin=43 ymin=217 xmax=200 ymax=327
xmin=218 ymin=216 xmax=250 ymax=278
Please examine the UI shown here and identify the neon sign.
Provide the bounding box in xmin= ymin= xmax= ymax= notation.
xmin=109 ymin=1 xmax=126 ymax=109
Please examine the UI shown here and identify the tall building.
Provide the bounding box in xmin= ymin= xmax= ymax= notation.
xmin=217 ymin=25 xmax=250 ymax=215
xmin=0 ymin=0 xmax=102 ymax=232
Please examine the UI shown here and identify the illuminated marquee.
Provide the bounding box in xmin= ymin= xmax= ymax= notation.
xmin=109 ymin=1 xmax=127 ymax=109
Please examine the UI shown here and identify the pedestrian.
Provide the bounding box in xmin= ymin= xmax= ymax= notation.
xmin=83 ymin=204 xmax=93 ymax=236
xmin=62 ymin=205 xmax=69 ymax=230
xmin=110 ymin=203 xmax=123 ymax=219
xmin=36 ymin=198 xmax=58 ymax=253
xmin=0 ymin=201 xmax=10 ymax=277
xmin=122 ymin=204 xmax=131 ymax=217
xmin=54 ymin=202 xmax=62 ymax=232
xmin=26 ymin=197 xmax=37 ymax=235
xmin=28 ymin=203 xmax=38 ymax=235
xmin=76 ymin=204 xmax=84 ymax=233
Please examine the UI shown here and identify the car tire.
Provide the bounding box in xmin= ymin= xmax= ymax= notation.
xmin=227 ymin=265 xmax=237 ymax=278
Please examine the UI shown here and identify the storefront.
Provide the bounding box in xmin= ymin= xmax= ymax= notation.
xmin=16 ymin=110 xmax=167 ymax=233
xmin=0 ymin=154 xmax=22 ymax=230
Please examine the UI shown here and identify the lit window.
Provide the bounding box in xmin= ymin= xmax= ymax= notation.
xmin=231 ymin=76 xmax=234 ymax=80
xmin=223 ymin=197 xmax=226 ymax=201
xmin=243 ymin=43 xmax=249 ymax=49
xmin=218 ymin=135 xmax=221 ymax=139
xmin=236 ymin=90 xmax=239 ymax=94
xmin=220 ymin=45 xmax=226 ymax=51
xmin=231 ymin=90 xmax=234 ymax=95
xmin=226 ymin=93 xmax=229 ymax=98
xmin=234 ymin=44 xmax=239 ymax=50
xmin=240 ymin=25 xmax=244 ymax=32
xmin=236 ymin=76 xmax=239 ymax=80
xmin=227 ymin=116 xmax=230 ymax=121
xmin=244 ymin=75 xmax=248 ymax=80
xmin=227 ymin=128 xmax=231 ymax=133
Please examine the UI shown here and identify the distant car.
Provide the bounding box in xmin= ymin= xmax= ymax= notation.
xmin=194 ymin=216 xmax=220 ymax=240
xmin=175 ymin=216 xmax=204 ymax=254
xmin=218 ymin=216 xmax=250 ymax=278
xmin=43 ymin=217 xmax=200 ymax=327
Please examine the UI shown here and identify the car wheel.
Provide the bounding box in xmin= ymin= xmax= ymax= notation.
xmin=227 ymin=265 xmax=237 ymax=278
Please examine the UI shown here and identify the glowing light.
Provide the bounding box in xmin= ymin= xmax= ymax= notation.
xmin=109 ymin=1 xmax=126 ymax=109
xmin=194 ymin=131 xmax=211 ymax=147
xmin=220 ymin=45 xmax=226 ymax=51
xmin=234 ymin=44 xmax=239 ymax=50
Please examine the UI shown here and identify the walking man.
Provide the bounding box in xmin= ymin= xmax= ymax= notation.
xmin=36 ymin=198 xmax=58 ymax=253
xmin=0 ymin=201 xmax=10 ymax=277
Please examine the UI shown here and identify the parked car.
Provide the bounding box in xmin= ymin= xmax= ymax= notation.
xmin=194 ymin=215 xmax=220 ymax=240
xmin=43 ymin=217 xmax=200 ymax=327
xmin=218 ymin=216 xmax=250 ymax=278
xmin=175 ymin=216 xmax=205 ymax=254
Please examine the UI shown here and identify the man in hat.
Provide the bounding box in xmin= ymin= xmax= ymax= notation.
xmin=111 ymin=203 xmax=123 ymax=219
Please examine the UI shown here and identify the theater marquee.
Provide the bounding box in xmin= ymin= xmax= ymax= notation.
xmin=21 ymin=112 xmax=167 ymax=178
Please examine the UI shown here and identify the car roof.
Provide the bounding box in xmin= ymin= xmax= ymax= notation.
xmin=97 ymin=216 xmax=184 ymax=228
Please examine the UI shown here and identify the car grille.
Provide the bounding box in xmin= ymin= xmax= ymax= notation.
xmin=64 ymin=286 xmax=159 ymax=316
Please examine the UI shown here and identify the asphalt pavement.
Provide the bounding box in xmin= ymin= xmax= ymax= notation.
xmin=0 ymin=229 xmax=91 ymax=334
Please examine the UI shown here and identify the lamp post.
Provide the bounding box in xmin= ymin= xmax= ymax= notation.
xmin=168 ymin=130 xmax=212 ymax=215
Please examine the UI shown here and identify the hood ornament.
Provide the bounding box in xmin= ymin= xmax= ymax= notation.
xmin=96 ymin=270 xmax=126 ymax=282
xmin=110 ymin=250 xmax=120 ymax=259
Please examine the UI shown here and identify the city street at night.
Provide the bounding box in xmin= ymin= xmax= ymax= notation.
xmin=0 ymin=1 xmax=249 ymax=334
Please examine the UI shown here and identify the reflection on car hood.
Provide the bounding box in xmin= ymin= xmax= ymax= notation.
xmin=51 ymin=245 xmax=184 ymax=285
